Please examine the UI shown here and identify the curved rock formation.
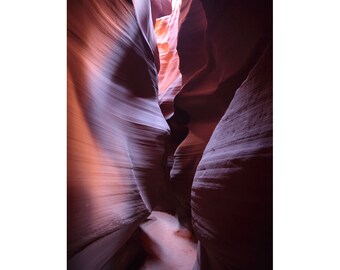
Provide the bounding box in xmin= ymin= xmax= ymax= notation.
xmin=155 ymin=0 xmax=207 ymax=120
xmin=153 ymin=0 xmax=186 ymax=119
xmin=150 ymin=0 xmax=172 ymax=25
xmin=68 ymin=0 xmax=273 ymax=268
xmin=155 ymin=0 xmax=182 ymax=119
xmin=170 ymin=0 xmax=272 ymax=232
xmin=68 ymin=0 xmax=172 ymax=268
xmin=177 ymin=0 xmax=207 ymax=85
xmin=192 ymin=44 xmax=273 ymax=270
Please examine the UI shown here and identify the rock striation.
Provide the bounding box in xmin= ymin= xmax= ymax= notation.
xmin=192 ymin=44 xmax=273 ymax=269
xmin=169 ymin=0 xmax=272 ymax=233
xmin=67 ymin=0 xmax=272 ymax=269
xmin=67 ymin=0 xmax=172 ymax=268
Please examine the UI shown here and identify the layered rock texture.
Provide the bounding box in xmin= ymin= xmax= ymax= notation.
xmin=192 ymin=44 xmax=273 ymax=269
xmin=68 ymin=1 xmax=172 ymax=269
xmin=68 ymin=0 xmax=272 ymax=269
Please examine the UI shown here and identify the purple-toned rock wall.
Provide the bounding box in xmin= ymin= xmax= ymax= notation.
xmin=192 ymin=44 xmax=272 ymax=269
xmin=68 ymin=0 xmax=172 ymax=268
xmin=67 ymin=0 xmax=272 ymax=268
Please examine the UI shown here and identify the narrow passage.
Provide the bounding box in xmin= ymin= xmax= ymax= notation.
xmin=139 ymin=211 xmax=197 ymax=270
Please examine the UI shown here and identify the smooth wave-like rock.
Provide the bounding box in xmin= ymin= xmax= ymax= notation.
xmin=150 ymin=0 xmax=172 ymax=25
xmin=155 ymin=0 xmax=206 ymax=120
xmin=68 ymin=0 xmax=272 ymax=268
xmin=155 ymin=0 xmax=191 ymax=121
xmin=192 ymin=44 xmax=273 ymax=270
xmin=177 ymin=0 xmax=207 ymax=85
xmin=155 ymin=0 xmax=182 ymax=113
xmin=170 ymin=0 xmax=272 ymax=231
xmin=67 ymin=0 xmax=172 ymax=268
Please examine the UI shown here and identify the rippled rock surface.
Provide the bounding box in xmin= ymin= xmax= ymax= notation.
xmin=68 ymin=1 xmax=171 ymax=268
xmin=192 ymin=44 xmax=273 ymax=270
xmin=68 ymin=0 xmax=272 ymax=269
xmin=169 ymin=0 xmax=272 ymax=233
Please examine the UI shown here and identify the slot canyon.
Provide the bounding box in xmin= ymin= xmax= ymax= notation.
xmin=67 ymin=0 xmax=273 ymax=269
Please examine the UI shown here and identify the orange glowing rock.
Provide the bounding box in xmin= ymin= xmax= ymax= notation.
xmin=154 ymin=0 xmax=182 ymax=97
